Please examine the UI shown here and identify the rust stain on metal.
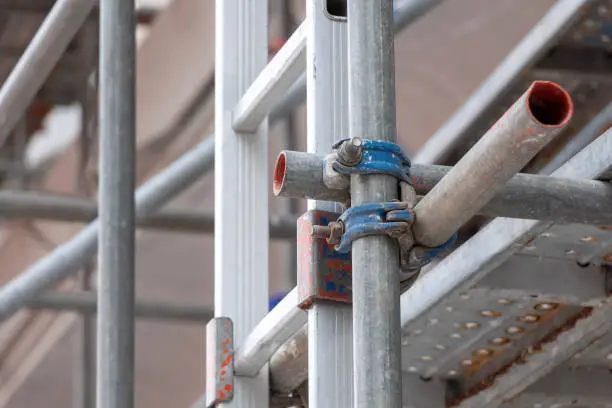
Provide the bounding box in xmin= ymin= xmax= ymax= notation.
xmin=460 ymin=304 xmax=565 ymax=378
xmin=449 ymin=306 xmax=593 ymax=407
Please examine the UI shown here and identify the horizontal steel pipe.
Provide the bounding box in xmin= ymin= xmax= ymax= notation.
xmin=273 ymin=150 xmax=349 ymax=202
xmin=26 ymin=292 xmax=212 ymax=323
xmin=413 ymin=165 xmax=612 ymax=225
xmin=0 ymin=191 xmax=296 ymax=239
xmin=274 ymin=153 xmax=612 ymax=225
xmin=412 ymin=80 xmax=573 ymax=247
xmin=0 ymin=138 xmax=215 ymax=322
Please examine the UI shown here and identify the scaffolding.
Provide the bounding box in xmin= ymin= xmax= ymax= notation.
xmin=0 ymin=0 xmax=611 ymax=407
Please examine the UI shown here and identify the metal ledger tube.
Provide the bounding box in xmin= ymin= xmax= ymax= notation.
xmin=412 ymin=80 xmax=573 ymax=248
xmin=273 ymin=152 xmax=612 ymax=226
xmin=273 ymin=150 xmax=349 ymax=202
xmin=27 ymin=292 xmax=213 ymax=323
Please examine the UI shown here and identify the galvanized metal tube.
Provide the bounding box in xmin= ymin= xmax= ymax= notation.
xmin=26 ymin=292 xmax=213 ymax=323
xmin=269 ymin=325 xmax=309 ymax=393
xmin=74 ymin=23 xmax=98 ymax=408
xmin=97 ymin=0 xmax=136 ymax=405
xmin=274 ymin=152 xmax=612 ymax=225
xmin=348 ymin=1 xmax=402 ymax=406
xmin=412 ymin=81 xmax=573 ymax=248
xmin=0 ymin=191 xmax=296 ymax=238
xmin=273 ymin=150 xmax=349 ymax=202
xmin=0 ymin=0 xmax=96 ymax=145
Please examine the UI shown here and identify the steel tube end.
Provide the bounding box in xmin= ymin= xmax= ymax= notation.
xmin=526 ymin=81 xmax=573 ymax=128
xmin=273 ymin=152 xmax=288 ymax=196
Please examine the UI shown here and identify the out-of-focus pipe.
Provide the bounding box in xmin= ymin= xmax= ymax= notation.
xmin=412 ymin=81 xmax=573 ymax=247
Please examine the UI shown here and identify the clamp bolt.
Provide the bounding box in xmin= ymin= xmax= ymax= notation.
xmin=310 ymin=225 xmax=332 ymax=239
xmin=310 ymin=222 xmax=344 ymax=244
xmin=336 ymin=137 xmax=363 ymax=166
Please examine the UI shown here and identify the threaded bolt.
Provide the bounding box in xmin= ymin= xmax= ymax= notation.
xmin=337 ymin=137 xmax=363 ymax=166
xmin=310 ymin=225 xmax=332 ymax=239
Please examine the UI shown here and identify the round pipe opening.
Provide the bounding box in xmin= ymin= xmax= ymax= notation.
xmin=527 ymin=81 xmax=573 ymax=127
xmin=273 ymin=152 xmax=287 ymax=196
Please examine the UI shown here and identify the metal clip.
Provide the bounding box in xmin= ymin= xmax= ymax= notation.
xmin=400 ymin=233 xmax=458 ymax=274
xmin=331 ymin=138 xmax=412 ymax=183
xmin=329 ymin=202 xmax=414 ymax=254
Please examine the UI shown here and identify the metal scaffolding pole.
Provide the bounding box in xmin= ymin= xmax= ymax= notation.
xmin=304 ymin=1 xmax=353 ymax=406
xmin=96 ymin=0 xmax=136 ymax=405
xmin=0 ymin=0 xmax=96 ymax=145
xmin=26 ymin=292 xmax=213 ymax=323
xmin=74 ymin=21 xmax=98 ymax=408
xmin=0 ymin=191 xmax=297 ymax=238
xmin=347 ymin=1 xmax=402 ymax=406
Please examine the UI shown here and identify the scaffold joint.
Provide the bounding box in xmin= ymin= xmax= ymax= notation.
xmin=331 ymin=137 xmax=412 ymax=182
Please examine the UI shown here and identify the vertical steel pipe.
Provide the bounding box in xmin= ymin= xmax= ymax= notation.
xmin=74 ymin=23 xmax=98 ymax=408
xmin=96 ymin=0 xmax=136 ymax=406
xmin=412 ymin=81 xmax=573 ymax=248
xmin=348 ymin=1 xmax=402 ymax=406
xmin=0 ymin=0 xmax=96 ymax=145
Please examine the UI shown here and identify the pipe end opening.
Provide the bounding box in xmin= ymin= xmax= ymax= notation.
xmin=273 ymin=152 xmax=287 ymax=196
xmin=527 ymin=81 xmax=573 ymax=127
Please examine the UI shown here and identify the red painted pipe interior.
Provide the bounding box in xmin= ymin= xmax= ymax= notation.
xmin=273 ymin=152 xmax=287 ymax=195
xmin=526 ymin=81 xmax=573 ymax=127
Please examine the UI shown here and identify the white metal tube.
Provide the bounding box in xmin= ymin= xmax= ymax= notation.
xmin=233 ymin=288 xmax=307 ymax=376
xmin=232 ymin=20 xmax=307 ymax=133
xmin=214 ymin=0 xmax=270 ymax=406
xmin=306 ymin=1 xmax=354 ymax=407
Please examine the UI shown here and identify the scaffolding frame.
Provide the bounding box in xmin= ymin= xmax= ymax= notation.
xmin=0 ymin=0 xmax=610 ymax=407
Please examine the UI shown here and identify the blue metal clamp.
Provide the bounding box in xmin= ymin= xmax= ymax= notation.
xmin=331 ymin=139 xmax=412 ymax=183
xmin=334 ymin=202 xmax=414 ymax=253
xmin=412 ymin=232 xmax=457 ymax=267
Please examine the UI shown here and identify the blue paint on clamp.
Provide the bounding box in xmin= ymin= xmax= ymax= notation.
xmin=335 ymin=202 xmax=414 ymax=253
xmin=420 ymin=232 xmax=458 ymax=265
xmin=331 ymin=139 xmax=412 ymax=182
